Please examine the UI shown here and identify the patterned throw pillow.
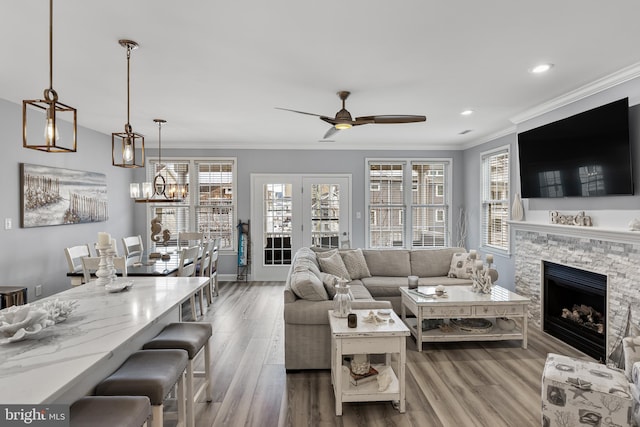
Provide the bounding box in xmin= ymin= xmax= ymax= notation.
xmin=623 ymin=336 xmax=640 ymax=381
xmin=448 ymin=252 xmax=474 ymax=279
xmin=320 ymin=272 xmax=341 ymax=298
xmin=316 ymin=249 xmax=351 ymax=280
xmin=340 ymin=249 xmax=371 ymax=280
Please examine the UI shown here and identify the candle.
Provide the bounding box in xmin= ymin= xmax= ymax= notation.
xmin=469 ymin=249 xmax=477 ymax=260
xmin=475 ymin=260 xmax=484 ymax=271
xmin=111 ymin=238 xmax=117 ymax=252
xmin=98 ymin=232 xmax=111 ymax=246
xmin=408 ymin=275 xmax=419 ymax=289
xmin=486 ymin=254 xmax=494 ymax=265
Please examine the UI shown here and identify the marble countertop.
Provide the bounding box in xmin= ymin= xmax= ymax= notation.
xmin=0 ymin=276 xmax=208 ymax=404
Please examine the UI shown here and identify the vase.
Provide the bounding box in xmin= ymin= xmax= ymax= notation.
xmin=512 ymin=193 xmax=524 ymax=221
xmin=333 ymin=284 xmax=352 ymax=318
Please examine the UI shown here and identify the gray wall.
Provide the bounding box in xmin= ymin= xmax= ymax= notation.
xmin=0 ymin=99 xmax=135 ymax=300
xmin=135 ymin=149 xmax=466 ymax=276
xmin=462 ymin=76 xmax=640 ymax=291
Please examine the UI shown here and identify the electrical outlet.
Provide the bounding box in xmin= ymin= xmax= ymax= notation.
xmin=35 ymin=285 xmax=42 ymax=297
xmin=4 ymin=218 xmax=11 ymax=230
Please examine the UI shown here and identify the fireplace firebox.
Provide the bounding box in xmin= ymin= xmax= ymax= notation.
xmin=543 ymin=261 xmax=606 ymax=361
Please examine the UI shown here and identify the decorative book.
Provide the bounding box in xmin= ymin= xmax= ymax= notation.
xmin=349 ymin=366 xmax=378 ymax=386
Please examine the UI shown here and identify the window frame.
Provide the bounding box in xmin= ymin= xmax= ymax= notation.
xmin=480 ymin=146 xmax=510 ymax=254
xmin=365 ymin=157 xmax=452 ymax=249
xmin=144 ymin=156 xmax=237 ymax=253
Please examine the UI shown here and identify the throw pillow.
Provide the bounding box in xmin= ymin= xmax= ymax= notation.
xmin=448 ymin=252 xmax=474 ymax=279
xmin=316 ymin=249 xmax=351 ymax=280
xmin=340 ymin=249 xmax=371 ymax=280
xmin=320 ymin=272 xmax=341 ymax=298
xmin=623 ymin=336 xmax=640 ymax=381
xmin=289 ymin=268 xmax=328 ymax=301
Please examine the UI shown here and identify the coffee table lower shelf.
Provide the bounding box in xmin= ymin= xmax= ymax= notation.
xmin=404 ymin=317 xmax=525 ymax=344
xmin=334 ymin=363 xmax=401 ymax=402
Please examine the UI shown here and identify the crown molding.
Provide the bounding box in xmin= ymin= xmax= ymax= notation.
xmin=510 ymin=61 xmax=640 ymax=125
xmin=462 ymin=125 xmax=516 ymax=150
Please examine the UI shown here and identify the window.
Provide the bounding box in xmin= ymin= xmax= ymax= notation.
xmin=147 ymin=158 xmax=236 ymax=251
xmin=367 ymin=159 xmax=451 ymax=248
xmin=481 ymin=148 xmax=509 ymax=251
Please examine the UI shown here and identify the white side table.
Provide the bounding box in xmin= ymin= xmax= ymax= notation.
xmin=328 ymin=309 xmax=410 ymax=416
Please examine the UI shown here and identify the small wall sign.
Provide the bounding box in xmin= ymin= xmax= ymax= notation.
xmin=550 ymin=211 xmax=592 ymax=227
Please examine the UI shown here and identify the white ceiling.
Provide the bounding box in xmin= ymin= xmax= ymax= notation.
xmin=3 ymin=1 xmax=640 ymax=150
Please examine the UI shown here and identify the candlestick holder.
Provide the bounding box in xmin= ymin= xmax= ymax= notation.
xmin=106 ymin=248 xmax=117 ymax=282
xmin=95 ymin=244 xmax=113 ymax=286
xmin=470 ymin=262 xmax=493 ymax=294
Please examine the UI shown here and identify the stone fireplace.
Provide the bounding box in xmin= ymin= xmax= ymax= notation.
xmin=512 ymin=222 xmax=640 ymax=360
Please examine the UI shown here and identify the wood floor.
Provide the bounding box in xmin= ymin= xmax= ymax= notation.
xmin=184 ymin=281 xmax=587 ymax=427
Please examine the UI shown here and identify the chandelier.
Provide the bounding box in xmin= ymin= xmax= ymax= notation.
xmin=130 ymin=119 xmax=188 ymax=203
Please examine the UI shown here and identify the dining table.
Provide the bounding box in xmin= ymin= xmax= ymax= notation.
xmin=0 ymin=275 xmax=209 ymax=404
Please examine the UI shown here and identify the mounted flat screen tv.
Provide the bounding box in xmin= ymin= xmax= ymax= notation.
xmin=518 ymin=98 xmax=633 ymax=198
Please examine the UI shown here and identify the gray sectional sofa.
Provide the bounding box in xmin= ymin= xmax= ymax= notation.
xmin=284 ymin=246 xmax=498 ymax=370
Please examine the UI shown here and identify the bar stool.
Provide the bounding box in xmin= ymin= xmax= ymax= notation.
xmin=95 ymin=349 xmax=188 ymax=427
xmin=70 ymin=396 xmax=151 ymax=427
xmin=143 ymin=322 xmax=212 ymax=427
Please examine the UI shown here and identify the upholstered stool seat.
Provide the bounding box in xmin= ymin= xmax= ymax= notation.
xmin=95 ymin=349 xmax=188 ymax=427
xmin=143 ymin=322 xmax=212 ymax=427
xmin=70 ymin=396 xmax=151 ymax=427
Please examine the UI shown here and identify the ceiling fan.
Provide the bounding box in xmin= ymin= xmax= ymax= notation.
xmin=276 ymin=91 xmax=426 ymax=139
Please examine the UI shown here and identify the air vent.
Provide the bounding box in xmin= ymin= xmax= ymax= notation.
xmin=459 ymin=129 xmax=472 ymax=135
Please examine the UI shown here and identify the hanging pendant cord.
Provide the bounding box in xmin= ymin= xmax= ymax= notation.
xmin=48 ymin=0 xmax=53 ymax=91
xmin=126 ymin=45 xmax=131 ymax=128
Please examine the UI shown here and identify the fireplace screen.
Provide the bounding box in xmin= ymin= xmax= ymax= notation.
xmin=543 ymin=261 xmax=606 ymax=361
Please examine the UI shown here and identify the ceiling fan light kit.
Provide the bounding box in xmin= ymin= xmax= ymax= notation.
xmin=22 ymin=0 xmax=77 ymax=153
xmin=276 ymin=90 xmax=426 ymax=139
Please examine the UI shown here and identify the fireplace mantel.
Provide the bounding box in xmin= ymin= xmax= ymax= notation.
xmin=509 ymin=221 xmax=640 ymax=245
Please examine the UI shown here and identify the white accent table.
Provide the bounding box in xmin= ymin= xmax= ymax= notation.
xmin=400 ymin=285 xmax=529 ymax=352
xmin=0 ymin=276 xmax=209 ymax=404
xmin=328 ymin=309 xmax=410 ymax=416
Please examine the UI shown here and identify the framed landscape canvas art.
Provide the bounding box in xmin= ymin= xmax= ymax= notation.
xmin=21 ymin=163 xmax=108 ymax=228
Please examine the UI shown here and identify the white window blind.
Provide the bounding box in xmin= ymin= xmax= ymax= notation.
xmin=368 ymin=161 xmax=405 ymax=248
xmin=411 ymin=161 xmax=449 ymax=247
xmin=481 ymin=149 xmax=509 ymax=251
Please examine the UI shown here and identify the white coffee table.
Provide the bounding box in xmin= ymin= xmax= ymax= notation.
xmin=400 ymin=285 xmax=529 ymax=352
xmin=328 ymin=309 xmax=410 ymax=416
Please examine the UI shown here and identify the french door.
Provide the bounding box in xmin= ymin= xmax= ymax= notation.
xmin=251 ymin=174 xmax=351 ymax=281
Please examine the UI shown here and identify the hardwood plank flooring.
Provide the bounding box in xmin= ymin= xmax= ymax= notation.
xmin=178 ymin=281 xmax=588 ymax=427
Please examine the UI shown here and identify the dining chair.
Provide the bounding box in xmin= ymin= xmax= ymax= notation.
xmin=81 ymin=256 xmax=128 ymax=283
xmin=198 ymin=240 xmax=215 ymax=307
xmin=177 ymin=232 xmax=204 ymax=252
xmin=177 ymin=245 xmax=202 ymax=321
xmin=122 ymin=235 xmax=144 ymax=266
xmin=209 ymin=238 xmax=221 ymax=299
xmin=64 ymin=244 xmax=91 ymax=286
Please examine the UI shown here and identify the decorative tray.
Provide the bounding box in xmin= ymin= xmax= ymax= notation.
xmin=450 ymin=318 xmax=493 ymax=333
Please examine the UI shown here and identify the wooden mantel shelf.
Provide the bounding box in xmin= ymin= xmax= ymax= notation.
xmin=508 ymin=220 xmax=640 ymax=245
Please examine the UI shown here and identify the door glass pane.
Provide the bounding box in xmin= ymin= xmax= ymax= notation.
xmin=311 ymin=184 xmax=340 ymax=248
xmin=264 ymin=184 xmax=292 ymax=265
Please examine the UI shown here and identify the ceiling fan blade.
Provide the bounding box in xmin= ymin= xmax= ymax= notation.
xmin=355 ymin=115 xmax=426 ymax=124
xmin=323 ymin=126 xmax=339 ymax=139
xmin=275 ymin=107 xmax=323 ymax=117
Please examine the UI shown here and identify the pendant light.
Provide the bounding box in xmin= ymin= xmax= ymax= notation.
xmin=23 ymin=0 xmax=77 ymax=153
xmin=112 ymin=39 xmax=144 ymax=168
xmin=131 ymin=119 xmax=187 ymax=203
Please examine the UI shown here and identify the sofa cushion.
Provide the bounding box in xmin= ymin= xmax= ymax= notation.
xmin=447 ymin=252 xmax=474 ymax=279
xmin=340 ymin=249 xmax=371 ymax=279
xmin=317 ymin=250 xmax=351 ymax=280
xmin=360 ymin=276 xmax=412 ymax=297
xmin=411 ymin=247 xmax=465 ymax=277
xmin=289 ymin=268 xmax=328 ymax=301
xmin=362 ymin=250 xmax=411 ymax=277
